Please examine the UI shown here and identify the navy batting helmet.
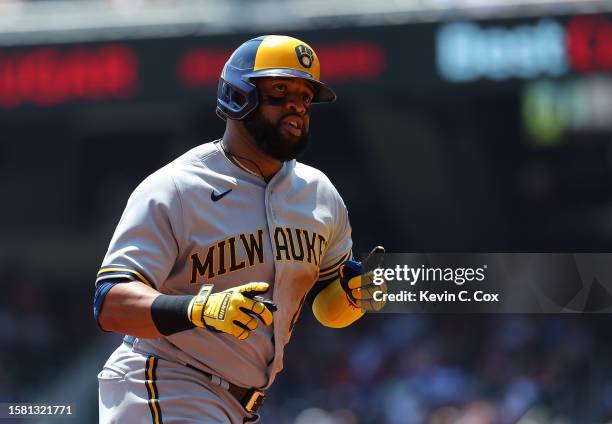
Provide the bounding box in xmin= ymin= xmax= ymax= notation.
xmin=216 ymin=35 xmax=337 ymax=121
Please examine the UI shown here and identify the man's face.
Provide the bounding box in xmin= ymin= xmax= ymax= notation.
xmin=243 ymin=77 xmax=315 ymax=162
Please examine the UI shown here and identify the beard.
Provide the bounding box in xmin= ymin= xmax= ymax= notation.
xmin=243 ymin=110 xmax=310 ymax=162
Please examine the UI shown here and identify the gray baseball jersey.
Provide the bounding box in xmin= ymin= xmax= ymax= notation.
xmin=97 ymin=140 xmax=352 ymax=389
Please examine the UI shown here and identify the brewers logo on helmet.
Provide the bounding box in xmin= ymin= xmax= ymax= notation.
xmin=216 ymin=35 xmax=337 ymax=121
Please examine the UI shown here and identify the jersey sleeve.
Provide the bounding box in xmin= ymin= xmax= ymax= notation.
xmin=317 ymin=194 xmax=353 ymax=282
xmin=96 ymin=169 xmax=183 ymax=290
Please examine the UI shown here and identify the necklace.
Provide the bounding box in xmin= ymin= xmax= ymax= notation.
xmin=231 ymin=155 xmax=261 ymax=178
xmin=219 ymin=140 xmax=264 ymax=179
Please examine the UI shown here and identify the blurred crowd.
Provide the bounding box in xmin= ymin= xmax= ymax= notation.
xmin=0 ymin=267 xmax=95 ymax=403
xmin=268 ymin=313 xmax=612 ymax=424
xmin=2 ymin=265 xmax=612 ymax=423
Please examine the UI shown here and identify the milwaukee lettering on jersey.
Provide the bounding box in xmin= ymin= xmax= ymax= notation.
xmin=190 ymin=227 xmax=327 ymax=284
xmin=273 ymin=227 xmax=327 ymax=265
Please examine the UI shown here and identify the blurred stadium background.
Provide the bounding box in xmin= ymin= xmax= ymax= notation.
xmin=2 ymin=0 xmax=612 ymax=422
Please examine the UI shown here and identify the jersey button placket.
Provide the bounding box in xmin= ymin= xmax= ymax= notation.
xmin=264 ymin=184 xmax=277 ymax=293
xmin=264 ymin=183 xmax=280 ymax=376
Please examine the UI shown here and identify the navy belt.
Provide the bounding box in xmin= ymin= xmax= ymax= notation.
xmin=185 ymin=364 xmax=266 ymax=414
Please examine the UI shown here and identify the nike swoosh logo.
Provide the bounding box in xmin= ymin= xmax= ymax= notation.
xmin=211 ymin=189 xmax=232 ymax=202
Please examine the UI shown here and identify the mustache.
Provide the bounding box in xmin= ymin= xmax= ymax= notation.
xmin=277 ymin=111 xmax=307 ymax=125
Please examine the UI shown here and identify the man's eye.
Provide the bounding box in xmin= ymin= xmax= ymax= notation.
xmin=303 ymin=96 xmax=312 ymax=105
xmin=274 ymin=85 xmax=286 ymax=93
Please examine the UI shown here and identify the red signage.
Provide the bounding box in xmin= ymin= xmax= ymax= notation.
xmin=0 ymin=44 xmax=138 ymax=108
xmin=317 ymin=42 xmax=386 ymax=82
xmin=178 ymin=48 xmax=232 ymax=88
xmin=566 ymin=15 xmax=612 ymax=73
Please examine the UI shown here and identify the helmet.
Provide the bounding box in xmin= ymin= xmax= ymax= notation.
xmin=216 ymin=35 xmax=336 ymax=121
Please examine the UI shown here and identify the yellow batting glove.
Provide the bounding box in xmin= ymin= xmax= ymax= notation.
xmin=340 ymin=262 xmax=387 ymax=312
xmin=188 ymin=282 xmax=275 ymax=340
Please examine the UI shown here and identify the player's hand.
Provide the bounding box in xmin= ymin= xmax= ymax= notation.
xmin=188 ymin=282 xmax=275 ymax=340
xmin=339 ymin=246 xmax=387 ymax=312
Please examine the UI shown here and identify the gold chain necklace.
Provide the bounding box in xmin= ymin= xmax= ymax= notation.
xmin=220 ymin=140 xmax=262 ymax=178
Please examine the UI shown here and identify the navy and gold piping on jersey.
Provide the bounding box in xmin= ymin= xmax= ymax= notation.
xmin=318 ymin=250 xmax=351 ymax=280
xmin=145 ymin=356 xmax=163 ymax=424
xmin=96 ymin=266 xmax=154 ymax=288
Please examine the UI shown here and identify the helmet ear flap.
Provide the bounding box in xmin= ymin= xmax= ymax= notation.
xmin=216 ymin=80 xmax=231 ymax=121
xmin=216 ymin=73 xmax=259 ymax=120
xmin=230 ymin=89 xmax=246 ymax=109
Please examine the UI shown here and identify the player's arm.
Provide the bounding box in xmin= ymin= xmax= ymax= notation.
xmin=311 ymin=247 xmax=386 ymax=328
xmin=97 ymin=281 xmax=165 ymax=338
xmin=95 ymin=280 xmax=275 ymax=340
xmin=311 ymin=274 xmax=363 ymax=329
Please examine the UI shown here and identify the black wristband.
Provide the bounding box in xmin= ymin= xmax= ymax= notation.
xmin=151 ymin=295 xmax=196 ymax=336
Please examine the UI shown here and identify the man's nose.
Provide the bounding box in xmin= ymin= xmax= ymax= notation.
xmin=285 ymin=95 xmax=308 ymax=115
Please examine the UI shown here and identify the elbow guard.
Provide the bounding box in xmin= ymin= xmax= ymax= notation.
xmin=311 ymin=278 xmax=364 ymax=328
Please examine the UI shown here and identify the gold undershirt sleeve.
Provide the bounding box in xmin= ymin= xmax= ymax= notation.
xmin=311 ymin=278 xmax=364 ymax=328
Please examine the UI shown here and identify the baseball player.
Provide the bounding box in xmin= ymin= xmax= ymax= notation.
xmin=94 ymin=35 xmax=385 ymax=423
